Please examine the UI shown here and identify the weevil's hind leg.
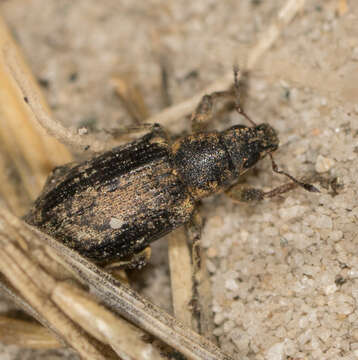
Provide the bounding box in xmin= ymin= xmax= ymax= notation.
xmin=112 ymin=73 xmax=150 ymax=125
xmin=105 ymin=247 xmax=152 ymax=271
xmin=109 ymin=72 xmax=157 ymax=144
xmin=106 ymin=122 xmax=160 ymax=141
xmin=111 ymin=59 xmax=171 ymax=140
xmin=159 ymin=55 xmax=173 ymax=108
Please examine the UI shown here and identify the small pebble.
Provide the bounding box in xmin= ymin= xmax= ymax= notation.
xmin=109 ymin=217 xmax=124 ymax=229
xmin=265 ymin=342 xmax=285 ymax=360
xmin=225 ymin=278 xmax=239 ymax=291
xmin=315 ymin=155 xmax=335 ymax=173
xmin=315 ymin=214 xmax=333 ymax=229
xmin=78 ymin=127 xmax=88 ymax=135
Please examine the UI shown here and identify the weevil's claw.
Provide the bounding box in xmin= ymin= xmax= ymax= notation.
xmin=302 ymin=183 xmax=320 ymax=193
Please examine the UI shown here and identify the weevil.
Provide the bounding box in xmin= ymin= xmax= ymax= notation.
xmin=25 ymin=71 xmax=319 ymax=267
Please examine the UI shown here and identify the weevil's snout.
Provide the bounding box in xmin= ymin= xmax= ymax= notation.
xmin=255 ymin=123 xmax=279 ymax=154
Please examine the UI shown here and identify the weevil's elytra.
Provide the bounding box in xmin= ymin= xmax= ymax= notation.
xmin=26 ymin=126 xmax=196 ymax=264
xmin=25 ymin=76 xmax=318 ymax=266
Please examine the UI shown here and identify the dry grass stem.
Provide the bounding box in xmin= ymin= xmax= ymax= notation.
xmin=0 ymin=207 xmax=167 ymax=359
xmin=52 ymin=282 xmax=166 ymax=360
xmin=0 ymin=232 xmax=116 ymax=359
xmin=0 ymin=16 xmax=72 ymax=212
xmin=0 ymin=17 xmax=116 ymax=155
xmin=0 ymin=207 xmax=233 ymax=360
xmin=0 ymin=316 xmax=62 ymax=349
xmin=191 ymin=238 xmax=216 ymax=341
xmin=146 ymin=0 xmax=306 ymax=133
xmin=167 ymin=228 xmax=195 ymax=328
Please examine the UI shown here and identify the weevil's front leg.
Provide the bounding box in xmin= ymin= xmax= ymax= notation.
xmin=226 ymin=182 xmax=299 ymax=202
xmin=191 ymin=68 xmax=251 ymax=132
xmin=191 ymin=90 xmax=234 ymax=133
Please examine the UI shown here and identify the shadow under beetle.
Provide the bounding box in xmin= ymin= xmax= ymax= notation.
xmin=25 ymin=70 xmax=319 ymax=267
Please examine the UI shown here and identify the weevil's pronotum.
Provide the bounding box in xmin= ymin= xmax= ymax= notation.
xmin=25 ymin=70 xmax=319 ymax=267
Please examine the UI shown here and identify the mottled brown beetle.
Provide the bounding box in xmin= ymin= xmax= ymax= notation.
xmin=25 ymin=70 xmax=319 ymax=267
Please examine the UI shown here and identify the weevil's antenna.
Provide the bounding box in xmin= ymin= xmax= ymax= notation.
xmin=233 ymin=66 xmax=319 ymax=194
xmin=233 ymin=66 xmax=256 ymax=127
xmin=269 ymin=153 xmax=320 ymax=193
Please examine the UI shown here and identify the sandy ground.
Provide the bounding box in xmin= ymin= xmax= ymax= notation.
xmin=1 ymin=0 xmax=358 ymax=359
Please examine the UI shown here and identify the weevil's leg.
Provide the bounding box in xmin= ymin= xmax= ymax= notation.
xmin=107 ymin=122 xmax=165 ymax=143
xmin=232 ymin=66 xmax=256 ymax=127
xmin=191 ymin=90 xmax=234 ymax=133
xmin=269 ymin=154 xmax=320 ymax=193
xmin=226 ymin=182 xmax=298 ymax=203
xmin=226 ymin=176 xmax=318 ymax=203
xmin=112 ymin=73 xmax=150 ymax=124
xmin=185 ymin=210 xmax=216 ymax=341
xmin=191 ymin=67 xmax=253 ymax=132
xmin=112 ymin=58 xmax=171 ymax=128
xmin=159 ymin=56 xmax=172 ymax=108
xmin=105 ymin=247 xmax=152 ymax=271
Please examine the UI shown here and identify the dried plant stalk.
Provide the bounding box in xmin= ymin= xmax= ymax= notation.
xmin=146 ymin=0 xmax=307 ymax=133
xmin=0 ymin=207 xmax=233 ymax=360
xmin=0 ymin=149 xmax=30 ymax=215
xmin=188 ymin=213 xmax=216 ymax=342
xmin=167 ymin=228 xmax=194 ymax=328
xmin=0 ymin=16 xmax=72 ymax=213
xmin=0 ymin=316 xmax=62 ymax=349
xmin=52 ymin=282 xmax=166 ymax=360
xmin=0 ymin=253 xmax=113 ymax=360
xmin=0 ymin=18 xmax=117 ymax=155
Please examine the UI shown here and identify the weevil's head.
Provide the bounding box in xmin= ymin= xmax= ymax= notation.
xmin=222 ymin=123 xmax=279 ymax=175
